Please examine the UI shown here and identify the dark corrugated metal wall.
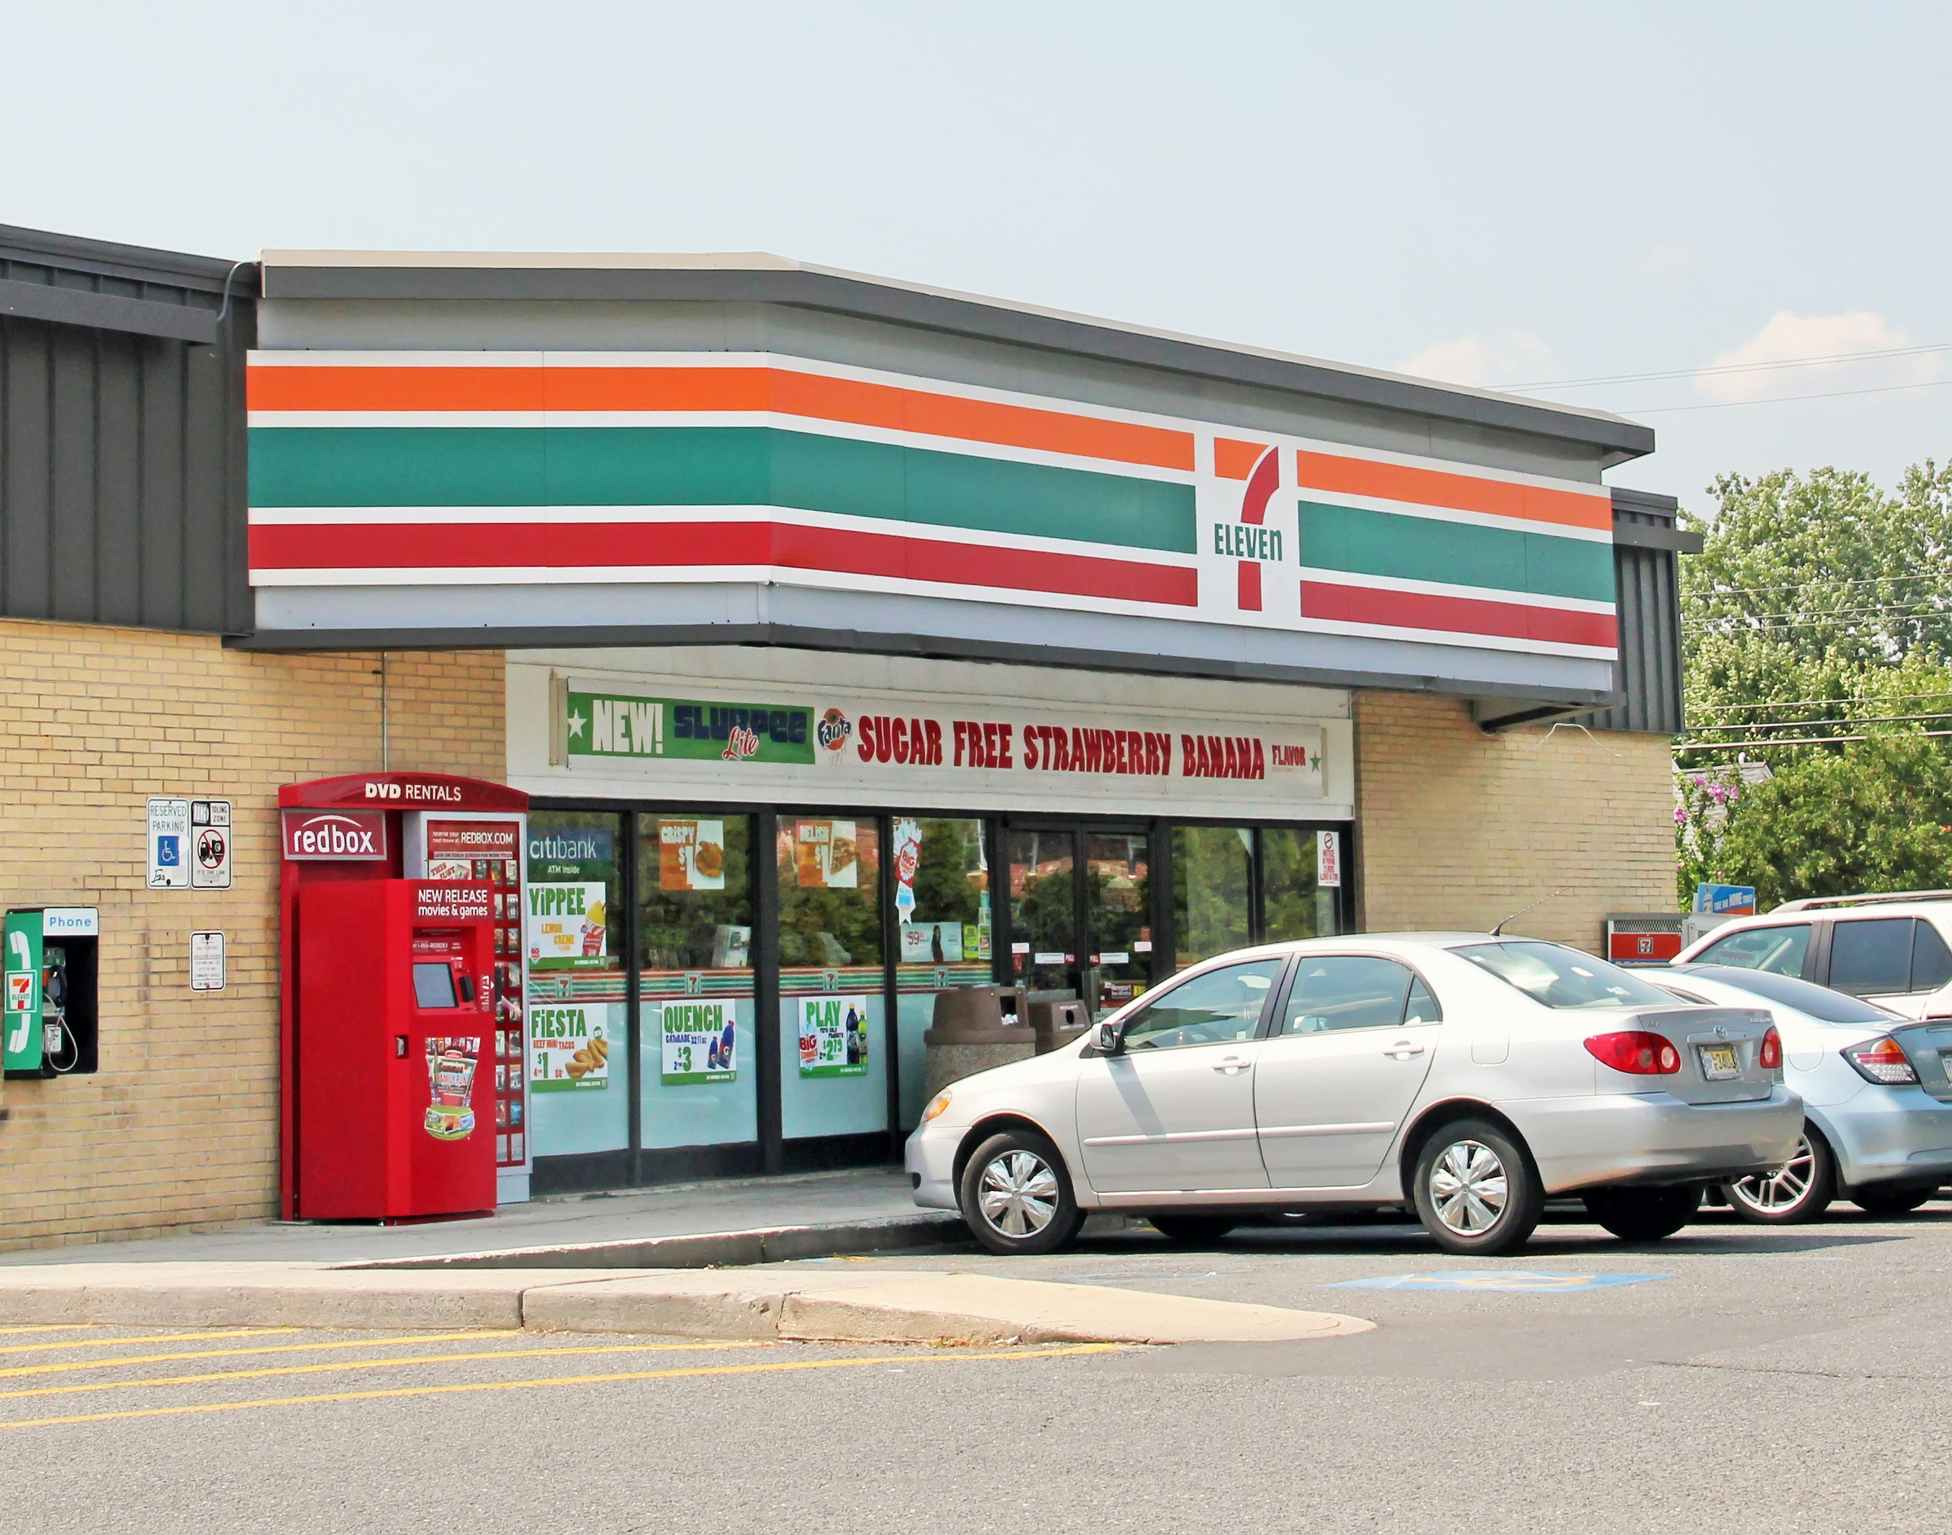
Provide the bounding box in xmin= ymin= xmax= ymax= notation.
xmin=1581 ymin=493 xmax=1687 ymax=735
xmin=0 ymin=231 xmax=253 ymax=634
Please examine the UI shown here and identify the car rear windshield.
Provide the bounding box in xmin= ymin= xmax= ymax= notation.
xmin=1678 ymin=964 xmax=1894 ymax=1024
xmin=1454 ymin=941 xmax=1680 ymax=1010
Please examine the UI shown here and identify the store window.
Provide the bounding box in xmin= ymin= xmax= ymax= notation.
xmin=892 ymin=817 xmax=993 ymax=1128
xmin=1262 ymin=828 xmax=1338 ymax=944
xmin=637 ymin=813 xmax=758 ymax=1150
xmin=778 ymin=817 xmax=888 ymax=1140
xmin=525 ymin=811 xmax=629 ymax=1158
xmin=1172 ymin=826 xmax=1253 ymax=968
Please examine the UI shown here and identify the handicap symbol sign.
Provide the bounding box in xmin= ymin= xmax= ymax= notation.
xmin=156 ymin=835 xmax=181 ymax=867
xmin=1326 ymin=1270 xmax=1667 ymax=1294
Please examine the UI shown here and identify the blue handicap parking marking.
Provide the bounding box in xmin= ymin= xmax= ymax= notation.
xmin=1326 ymin=1270 xmax=1668 ymax=1293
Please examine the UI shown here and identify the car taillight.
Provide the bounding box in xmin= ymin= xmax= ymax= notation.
xmin=1586 ymin=1030 xmax=1681 ymax=1075
xmin=1843 ymin=1035 xmax=1918 ymax=1085
xmin=1758 ymin=1026 xmax=1783 ymax=1071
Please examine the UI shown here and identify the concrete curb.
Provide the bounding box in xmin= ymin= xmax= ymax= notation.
xmin=0 ymin=1262 xmax=1375 ymax=1346
xmin=344 ymin=1213 xmax=968 ymax=1272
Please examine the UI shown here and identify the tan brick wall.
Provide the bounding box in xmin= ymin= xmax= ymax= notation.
xmin=0 ymin=621 xmax=505 ymax=1252
xmin=1354 ymin=692 xmax=1675 ymax=951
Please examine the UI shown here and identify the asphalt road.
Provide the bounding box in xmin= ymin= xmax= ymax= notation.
xmin=13 ymin=1204 xmax=1952 ymax=1534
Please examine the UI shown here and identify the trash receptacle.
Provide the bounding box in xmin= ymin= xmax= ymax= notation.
xmin=1028 ymin=996 xmax=1091 ymax=1055
xmin=922 ymin=985 xmax=1034 ymax=1104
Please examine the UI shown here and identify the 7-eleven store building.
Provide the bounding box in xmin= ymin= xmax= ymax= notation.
xmin=240 ymin=251 xmax=1685 ymax=1197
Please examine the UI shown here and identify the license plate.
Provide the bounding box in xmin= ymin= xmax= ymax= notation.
xmin=1699 ymin=1044 xmax=1740 ymax=1080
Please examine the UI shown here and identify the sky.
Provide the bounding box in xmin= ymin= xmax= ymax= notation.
xmin=7 ymin=1 xmax=1948 ymax=508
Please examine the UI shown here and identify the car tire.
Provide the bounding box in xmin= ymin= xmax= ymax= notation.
xmin=1147 ymin=1215 xmax=1238 ymax=1244
xmin=957 ymin=1129 xmax=1086 ymax=1256
xmin=1582 ymin=1185 xmax=1700 ymax=1243
xmin=1725 ymin=1127 xmax=1835 ymax=1224
xmin=1852 ymin=1184 xmax=1934 ymax=1216
xmin=1410 ymin=1119 xmax=1543 ymax=1256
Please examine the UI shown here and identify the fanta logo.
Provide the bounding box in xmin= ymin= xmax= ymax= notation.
xmin=817 ymin=708 xmax=853 ymax=752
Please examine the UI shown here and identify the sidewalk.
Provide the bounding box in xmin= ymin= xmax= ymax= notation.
xmin=1 ymin=1168 xmax=954 ymax=1270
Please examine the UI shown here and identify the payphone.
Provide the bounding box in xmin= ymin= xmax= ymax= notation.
xmin=295 ymin=879 xmax=497 ymax=1220
xmin=3 ymin=907 xmax=99 ymax=1079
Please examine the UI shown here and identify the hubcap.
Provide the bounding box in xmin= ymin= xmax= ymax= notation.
xmin=977 ymin=1150 xmax=1059 ymax=1238
xmin=1731 ymin=1135 xmax=1814 ymax=1214
xmin=1429 ymin=1139 xmax=1509 ymax=1235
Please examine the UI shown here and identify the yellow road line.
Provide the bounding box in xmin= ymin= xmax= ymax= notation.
xmin=0 ymin=1327 xmax=300 ymax=1355
xmin=0 ymin=1340 xmax=775 ymax=1402
xmin=0 ymin=1330 xmax=515 ymax=1380
xmin=0 ymin=1325 xmax=104 ymax=1337
xmin=0 ymin=1344 xmax=1124 ymax=1430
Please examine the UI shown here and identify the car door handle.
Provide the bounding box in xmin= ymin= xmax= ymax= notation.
xmin=1384 ymin=1041 xmax=1425 ymax=1060
xmin=1211 ymin=1056 xmax=1251 ymax=1074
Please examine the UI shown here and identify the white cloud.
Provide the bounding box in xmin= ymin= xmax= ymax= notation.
xmin=1698 ymin=310 xmax=1942 ymax=402
xmin=1392 ymin=330 xmax=1556 ymax=390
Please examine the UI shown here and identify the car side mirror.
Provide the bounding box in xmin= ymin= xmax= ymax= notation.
xmin=1095 ymin=1021 xmax=1122 ymax=1055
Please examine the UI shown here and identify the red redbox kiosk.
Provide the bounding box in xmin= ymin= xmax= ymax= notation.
xmin=279 ymin=772 xmax=531 ymax=1221
xmin=296 ymin=880 xmax=497 ymax=1219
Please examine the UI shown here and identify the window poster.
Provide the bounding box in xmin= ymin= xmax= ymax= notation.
xmin=526 ymin=882 xmax=608 ymax=969
xmin=529 ymin=1004 xmax=610 ymax=1092
xmin=654 ymin=999 xmax=739 ymax=1085
xmin=798 ymin=994 xmax=869 ymax=1077
xmin=794 ymin=819 xmax=858 ymax=889
xmin=660 ymin=818 xmax=727 ymax=892
xmin=899 ymin=921 xmax=964 ymax=964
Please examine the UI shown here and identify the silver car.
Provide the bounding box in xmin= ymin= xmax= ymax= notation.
xmin=906 ymin=935 xmax=1803 ymax=1256
xmin=1658 ymin=964 xmax=1952 ymax=1221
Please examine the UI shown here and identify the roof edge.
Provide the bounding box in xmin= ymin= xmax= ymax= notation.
xmin=0 ymin=223 xmax=251 ymax=292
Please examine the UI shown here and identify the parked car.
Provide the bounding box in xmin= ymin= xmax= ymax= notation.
xmin=906 ymin=935 xmax=1802 ymax=1257
xmin=1655 ymin=963 xmax=1952 ymax=1221
xmin=1673 ymin=892 xmax=1952 ymax=1021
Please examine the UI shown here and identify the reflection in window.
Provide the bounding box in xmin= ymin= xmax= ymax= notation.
xmin=637 ymin=815 xmax=753 ymax=974
xmin=777 ymin=819 xmax=883 ymax=969
xmin=1123 ymin=958 xmax=1285 ymax=1050
xmin=1262 ymin=828 xmax=1337 ymax=943
xmin=1171 ymin=826 xmax=1252 ymax=968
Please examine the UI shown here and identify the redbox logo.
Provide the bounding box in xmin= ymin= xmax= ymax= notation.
xmin=281 ymin=810 xmax=389 ymax=861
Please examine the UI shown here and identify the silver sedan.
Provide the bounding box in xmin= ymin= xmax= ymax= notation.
xmin=906 ymin=934 xmax=1804 ymax=1256
xmin=1659 ymin=964 xmax=1952 ymax=1221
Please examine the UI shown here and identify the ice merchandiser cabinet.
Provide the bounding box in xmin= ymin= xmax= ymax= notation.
xmin=294 ymin=880 xmax=498 ymax=1220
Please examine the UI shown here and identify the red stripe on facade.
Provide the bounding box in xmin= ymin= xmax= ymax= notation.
xmin=1299 ymin=580 xmax=1618 ymax=649
xmin=1237 ymin=565 xmax=1261 ymax=612
xmin=249 ymin=522 xmax=1199 ymax=608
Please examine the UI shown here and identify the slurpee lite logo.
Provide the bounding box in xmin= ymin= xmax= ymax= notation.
xmin=721 ymin=725 xmax=760 ymax=762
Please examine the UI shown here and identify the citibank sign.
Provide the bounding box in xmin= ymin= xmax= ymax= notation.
xmin=281 ymin=810 xmax=389 ymax=861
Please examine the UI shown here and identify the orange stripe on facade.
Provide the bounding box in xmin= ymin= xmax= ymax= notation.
xmin=248 ymin=364 xmax=1196 ymax=473
xmin=1213 ymin=438 xmax=1267 ymax=481
xmin=1297 ymin=449 xmax=1613 ymax=532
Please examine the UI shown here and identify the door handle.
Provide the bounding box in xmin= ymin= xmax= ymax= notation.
xmin=1211 ymin=1055 xmax=1250 ymax=1074
xmin=1384 ymin=1041 xmax=1425 ymax=1060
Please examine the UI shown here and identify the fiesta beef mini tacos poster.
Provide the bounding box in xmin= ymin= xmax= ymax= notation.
xmin=529 ymin=1004 xmax=610 ymax=1092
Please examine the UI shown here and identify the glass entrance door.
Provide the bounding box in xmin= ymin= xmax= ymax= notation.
xmin=1007 ymin=826 xmax=1155 ymax=1021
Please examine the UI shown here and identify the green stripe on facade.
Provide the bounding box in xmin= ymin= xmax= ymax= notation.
xmin=1298 ymin=500 xmax=1616 ymax=603
xmin=249 ymin=426 xmax=1199 ymax=555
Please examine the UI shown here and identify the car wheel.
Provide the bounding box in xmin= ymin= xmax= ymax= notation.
xmin=1582 ymin=1185 xmax=1700 ymax=1243
xmin=1852 ymin=1184 xmax=1934 ymax=1216
xmin=957 ymin=1130 xmax=1085 ymax=1256
xmin=1148 ymin=1215 xmax=1238 ymax=1244
xmin=1411 ymin=1120 xmax=1543 ymax=1256
xmin=1726 ymin=1128 xmax=1835 ymax=1224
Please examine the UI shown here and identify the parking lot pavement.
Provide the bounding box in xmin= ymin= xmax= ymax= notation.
xmin=13 ymin=1207 xmax=1952 ymax=1534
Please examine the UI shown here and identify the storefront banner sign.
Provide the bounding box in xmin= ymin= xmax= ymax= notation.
xmin=654 ymin=999 xmax=739 ymax=1084
xmin=795 ymin=820 xmax=859 ymax=889
xmin=530 ymin=1004 xmax=610 ymax=1091
xmin=566 ymin=691 xmax=814 ymax=765
xmin=798 ymin=995 xmax=869 ymax=1077
xmin=659 ymin=819 xmax=727 ymax=892
xmin=527 ymin=882 xmax=608 ymax=969
xmin=1317 ymin=829 xmax=1343 ymax=888
xmin=899 ymin=921 xmax=963 ymax=964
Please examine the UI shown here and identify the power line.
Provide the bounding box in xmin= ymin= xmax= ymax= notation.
xmin=1676 ymin=729 xmax=1952 ymax=752
xmin=1685 ymin=573 xmax=1945 ymax=601
xmin=1684 ymin=599 xmax=1951 ymax=628
xmin=1698 ymin=692 xmax=1952 ymax=712
xmin=1626 ymin=377 xmax=1952 ymax=414
xmin=1510 ymin=340 xmax=1952 ymax=392
xmin=1689 ymin=711 xmax=1952 ymax=732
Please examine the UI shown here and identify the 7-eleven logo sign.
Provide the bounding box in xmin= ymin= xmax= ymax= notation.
xmin=6 ymin=972 xmax=31 ymax=1011
xmin=1204 ymin=437 xmax=1294 ymax=622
